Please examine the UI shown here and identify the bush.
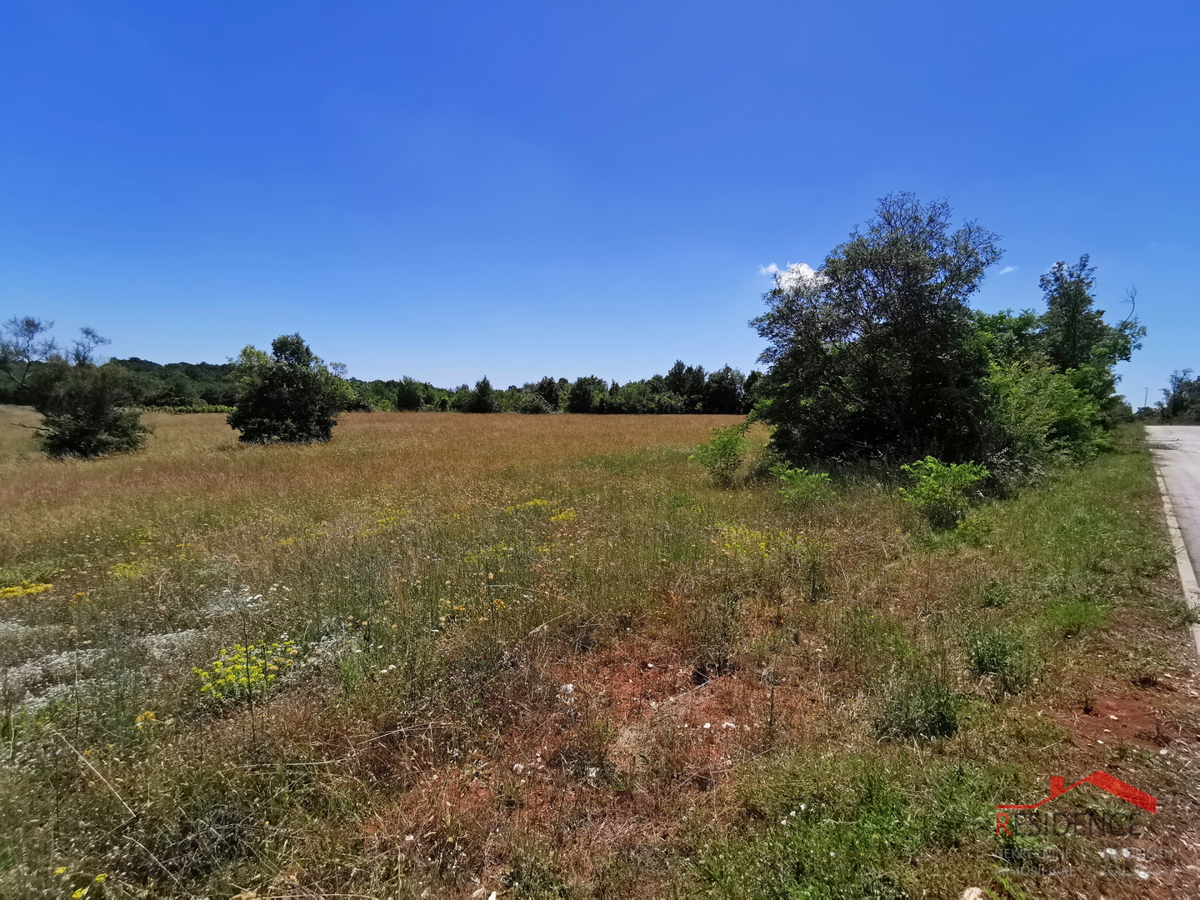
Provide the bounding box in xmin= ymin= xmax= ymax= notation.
xmin=227 ymin=334 xmax=353 ymax=443
xmin=770 ymin=464 xmax=832 ymax=506
xmin=26 ymin=360 xmax=151 ymax=459
xmin=898 ymin=457 xmax=989 ymax=529
xmin=981 ymin=359 xmax=1101 ymax=484
xmin=515 ymin=390 xmax=554 ymax=414
xmin=690 ymin=421 xmax=750 ymax=486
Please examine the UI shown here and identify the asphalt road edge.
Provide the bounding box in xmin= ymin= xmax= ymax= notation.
xmin=1153 ymin=461 xmax=1200 ymax=660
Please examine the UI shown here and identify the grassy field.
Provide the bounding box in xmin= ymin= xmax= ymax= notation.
xmin=2 ymin=409 xmax=1198 ymax=899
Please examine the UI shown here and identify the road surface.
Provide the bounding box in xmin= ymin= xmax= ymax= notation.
xmin=1147 ymin=426 xmax=1200 ymax=577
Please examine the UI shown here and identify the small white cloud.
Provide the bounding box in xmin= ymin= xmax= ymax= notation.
xmin=761 ymin=261 xmax=822 ymax=291
xmin=999 ymin=266 xmax=1017 ymax=275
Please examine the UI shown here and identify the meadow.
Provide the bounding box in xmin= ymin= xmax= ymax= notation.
xmin=2 ymin=409 xmax=1198 ymax=899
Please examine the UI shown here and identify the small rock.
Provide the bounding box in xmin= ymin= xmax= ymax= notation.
xmin=961 ymin=890 xmax=987 ymax=900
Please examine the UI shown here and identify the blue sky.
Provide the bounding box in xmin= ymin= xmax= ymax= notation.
xmin=2 ymin=1 xmax=1197 ymax=401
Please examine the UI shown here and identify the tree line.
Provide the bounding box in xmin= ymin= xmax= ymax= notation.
xmin=2 ymin=192 xmax=1152 ymax=464
xmin=0 ymin=316 xmax=758 ymax=454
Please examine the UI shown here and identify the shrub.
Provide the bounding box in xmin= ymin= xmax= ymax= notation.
xmin=898 ymin=456 xmax=989 ymax=529
xmin=227 ymin=334 xmax=353 ymax=443
xmin=515 ymin=390 xmax=554 ymax=414
xmin=26 ymin=360 xmax=151 ymax=459
xmin=770 ymin=463 xmax=833 ymax=506
xmin=981 ymin=359 xmax=1102 ymax=484
xmin=690 ymin=421 xmax=750 ymax=486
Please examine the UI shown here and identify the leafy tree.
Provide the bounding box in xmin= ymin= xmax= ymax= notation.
xmin=464 ymin=376 xmax=498 ymax=413
xmin=753 ymin=193 xmax=1002 ymax=464
xmin=531 ymin=376 xmax=562 ymax=411
xmin=1036 ymin=256 xmax=1144 ymax=421
xmin=566 ymin=376 xmax=607 ymax=413
xmin=1162 ymin=370 xmax=1200 ymax=421
xmin=701 ymin=365 xmax=745 ymax=414
xmin=665 ymin=360 xmax=707 ymax=410
xmin=1 ymin=316 xmax=109 ymax=400
xmin=3 ymin=318 xmax=149 ymax=458
xmin=227 ymin=334 xmax=353 ymax=443
xmin=396 ymin=377 xmax=424 ymax=411
xmin=26 ymin=359 xmax=151 ymax=458
xmin=514 ymin=390 xmax=555 ymax=413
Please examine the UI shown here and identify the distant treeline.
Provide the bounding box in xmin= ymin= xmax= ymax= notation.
xmin=0 ymin=356 xmax=760 ymax=415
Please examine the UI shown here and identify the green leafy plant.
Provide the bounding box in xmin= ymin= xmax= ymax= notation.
xmin=769 ymin=463 xmax=833 ymax=506
xmin=27 ymin=360 xmax=151 ymax=459
xmin=227 ymin=334 xmax=353 ymax=443
xmin=898 ymin=456 xmax=989 ymax=529
xmin=194 ymin=640 xmax=299 ymax=703
xmin=690 ymin=421 xmax=750 ymax=486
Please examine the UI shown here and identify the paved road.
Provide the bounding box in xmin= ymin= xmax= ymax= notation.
xmin=1147 ymin=426 xmax=1200 ymax=590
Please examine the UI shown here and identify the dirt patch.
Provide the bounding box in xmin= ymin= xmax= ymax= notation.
xmin=1057 ymin=695 xmax=1171 ymax=750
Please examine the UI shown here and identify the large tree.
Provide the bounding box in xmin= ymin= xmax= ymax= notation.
xmin=1037 ymin=255 xmax=1144 ymax=420
xmin=2 ymin=317 xmax=149 ymax=458
xmin=227 ymin=334 xmax=353 ymax=443
xmin=752 ymin=193 xmax=1003 ymax=463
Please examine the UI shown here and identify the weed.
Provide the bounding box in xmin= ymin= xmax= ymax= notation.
xmin=690 ymin=421 xmax=750 ymax=486
xmin=0 ymin=580 xmax=53 ymax=599
xmin=899 ymin=456 xmax=989 ymax=529
xmin=1043 ymin=598 xmax=1109 ymax=640
xmin=193 ymin=640 xmax=298 ymax=702
xmin=875 ymin=673 xmax=962 ymax=741
xmin=770 ymin=463 xmax=833 ymax=506
xmin=503 ymin=844 xmax=570 ymax=898
xmin=967 ymin=627 xmax=1036 ymax=695
xmin=0 ymin=563 xmax=60 ymax=587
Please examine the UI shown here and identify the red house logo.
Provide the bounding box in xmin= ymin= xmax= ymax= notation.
xmin=996 ymin=772 xmax=1156 ymax=837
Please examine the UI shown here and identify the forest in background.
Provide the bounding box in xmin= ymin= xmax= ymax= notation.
xmin=0 ymin=355 xmax=759 ymax=416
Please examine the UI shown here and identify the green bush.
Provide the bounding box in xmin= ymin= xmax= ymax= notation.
xmin=26 ymin=360 xmax=151 ymax=459
xmin=465 ymin=376 xmax=498 ymax=413
xmin=515 ymin=390 xmax=555 ymax=414
xmin=690 ymin=421 xmax=750 ymax=486
xmin=227 ymin=334 xmax=353 ymax=443
xmin=898 ymin=456 xmax=989 ymax=529
xmin=769 ymin=463 xmax=832 ymax=506
xmin=981 ymin=359 xmax=1102 ymax=484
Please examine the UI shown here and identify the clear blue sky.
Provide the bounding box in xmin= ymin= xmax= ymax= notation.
xmin=2 ymin=1 xmax=1197 ymax=401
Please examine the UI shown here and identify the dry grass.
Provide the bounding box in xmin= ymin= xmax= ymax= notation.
xmin=1 ymin=412 xmax=1198 ymax=898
